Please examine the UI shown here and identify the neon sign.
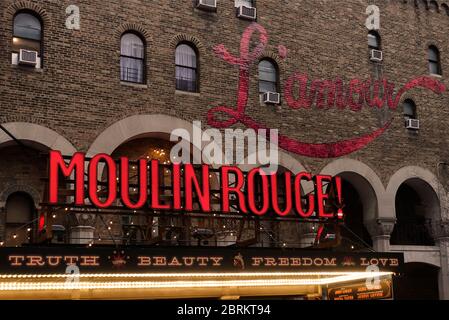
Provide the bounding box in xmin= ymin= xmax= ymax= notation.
xmin=48 ymin=150 xmax=343 ymax=219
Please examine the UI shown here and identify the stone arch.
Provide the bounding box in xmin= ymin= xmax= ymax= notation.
xmin=441 ymin=3 xmax=449 ymax=15
xmin=259 ymin=50 xmax=287 ymax=74
xmin=5 ymin=1 xmax=51 ymax=27
xmin=115 ymin=23 xmax=152 ymax=43
xmin=415 ymin=0 xmax=429 ymax=10
xmin=386 ymin=166 xmax=447 ymax=234
xmin=87 ymin=114 xmax=224 ymax=166
xmin=0 ymin=122 xmax=76 ymax=155
xmin=0 ymin=184 xmax=40 ymax=208
xmin=170 ymin=34 xmax=206 ymax=55
xmin=319 ymin=158 xmax=386 ymax=222
xmin=429 ymin=0 xmax=440 ymax=12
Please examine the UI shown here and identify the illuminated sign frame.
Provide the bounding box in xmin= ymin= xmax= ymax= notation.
xmin=48 ymin=150 xmax=344 ymax=220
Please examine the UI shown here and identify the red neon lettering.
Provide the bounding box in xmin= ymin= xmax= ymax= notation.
xmin=294 ymin=172 xmax=315 ymax=218
xmin=172 ymin=163 xmax=182 ymax=210
xmin=120 ymin=158 xmax=148 ymax=209
xmin=314 ymin=175 xmax=334 ymax=218
xmin=88 ymin=154 xmax=117 ymax=208
xmin=220 ymin=166 xmax=247 ymax=213
xmin=151 ymin=160 xmax=170 ymax=210
xmin=49 ymin=150 xmax=84 ymax=205
xmin=247 ymin=168 xmax=269 ymax=216
xmin=184 ymin=164 xmax=211 ymax=212
xmin=270 ymin=172 xmax=292 ymax=217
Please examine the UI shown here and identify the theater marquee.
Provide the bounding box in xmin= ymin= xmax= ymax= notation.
xmin=0 ymin=247 xmax=403 ymax=273
xmin=48 ymin=150 xmax=344 ymax=219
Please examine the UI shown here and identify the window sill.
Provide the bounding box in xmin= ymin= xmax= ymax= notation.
xmin=429 ymin=73 xmax=442 ymax=79
xmin=120 ymin=81 xmax=148 ymax=89
xmin=11 ymin=64 xmax=43 ymax=72
xmin=175 ymin=90 xmax=200 ymax=97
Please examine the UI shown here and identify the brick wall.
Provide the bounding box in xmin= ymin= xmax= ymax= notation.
xmin=1 ymin=0 xmax=449 ymax=200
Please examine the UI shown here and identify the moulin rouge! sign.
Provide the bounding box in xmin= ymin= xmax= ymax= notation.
xmin=208 ymin=23 xmax=446 ymax=158
xmin=48 ymin=151 xmax=343 ymax=220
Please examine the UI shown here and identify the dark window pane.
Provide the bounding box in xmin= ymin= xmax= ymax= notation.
xmin=259 ymin=61 xmax=276 ymax=82
xmin=235 ymin=0 xmax=254 ymax=7
xmin=12 ymin=37 xmax=40 ymax=53
xmin=176 ymin=44 xmax=197 ymax=68
xmin=368 ymin=33 xmax=379 ymax=49
xmin=176 ymin=66 xmax=197 ymax=92
xmin=403 ymin=101 xmax=416 ymax=118
xmin=121 ymin=57 xmax=144 ymax=83
xmin=429 ymin=61 xmax=440 ymax=75
xmin=259 ymin=81 xmax=277 ymax=93
xmin=121 ymin=33 xmax=144 ymax=59
xmin=175 ymin=44 xmax=198 ymax=92
xmin=14 ymin=13 xmax=41 ymax=40
xmin=258 ymin=60 xmax=277 ymax=93
xmin=428 ymin=48 xmax=439 ymax=62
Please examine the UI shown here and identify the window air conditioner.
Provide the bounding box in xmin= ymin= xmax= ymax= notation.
xmin=237 ymin=5 xmax=257 ymax=20
xmin=196 ymin=0 xmax=217 ymax=11
xmin=370 ymin=49 xmax=383 ymax=62
xmin=19 ymin=49 xmax=38 ymax=66
xmin=405 ymin=118 xmax=420 ymax=130
xmin=263 ymin=92 xmax=280 ymax=104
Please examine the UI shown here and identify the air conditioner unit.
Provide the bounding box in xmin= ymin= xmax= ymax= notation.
xmin=370 ymin=49 xmax=383 ymax=62
xmin=19 ymin=49 xmax=38 ymax=66
xmin=196 ymin=0 xmax=217 ymax=11
xmin=237 ymin=5 xmax=257 ymax=20
xmin=405 ymin=118 xmax=420 ymax=130
xmin=263 ymin=92 xmax=280 ymax=104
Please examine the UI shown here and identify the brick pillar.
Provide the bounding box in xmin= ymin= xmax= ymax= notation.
xmin=366 ymin=218 xmax=396 ymax=252
xmin=431 ymin=221 xmax=449 ymax=300
xmin=0 ymin=206 xmax=5 ymax=242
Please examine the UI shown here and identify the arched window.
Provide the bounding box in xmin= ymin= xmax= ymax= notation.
xmin=428 ymin=45 xmax=442 ymax=76
xmin=120 ymin=32 xmax=145 ymax=83
xmin=403 ymin=99 xmax=417 ymax=120
xmin=235 ymin=0 xmax=254 ymax=7
xmin=368 ymin=31 xmax=381 ymax=50
xmin=5 ymin=192 xmax=35 ymax=246
xmin=258 ymin=59 xmax=278 ymax=93
xmin=12 ymin=11 xmax=42 ymax=66
xmin=429 ymin=1 xmax=439 ymax=12
xmin=175 ymin=43 xmax=198 ymax=92
xmin=442 ymin=3 xmax=449 ymax=16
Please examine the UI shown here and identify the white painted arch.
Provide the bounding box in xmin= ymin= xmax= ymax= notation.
xmin=320 ymin=158 xmax=387 ymax=222
xmin=0 ymin=122 xmax=76 ymax=155
xmin=386 ymin=166 xmax=447 ymax=221
xmin=87 ymin=114 xmax=224 ymax=166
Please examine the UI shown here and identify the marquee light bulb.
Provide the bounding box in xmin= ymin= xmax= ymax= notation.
xmin=0 ymin=271 xmax=393 ymax=291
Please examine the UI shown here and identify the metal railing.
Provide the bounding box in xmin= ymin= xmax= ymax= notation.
xmin=390 ymin=218 xmax=434 ymax=246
